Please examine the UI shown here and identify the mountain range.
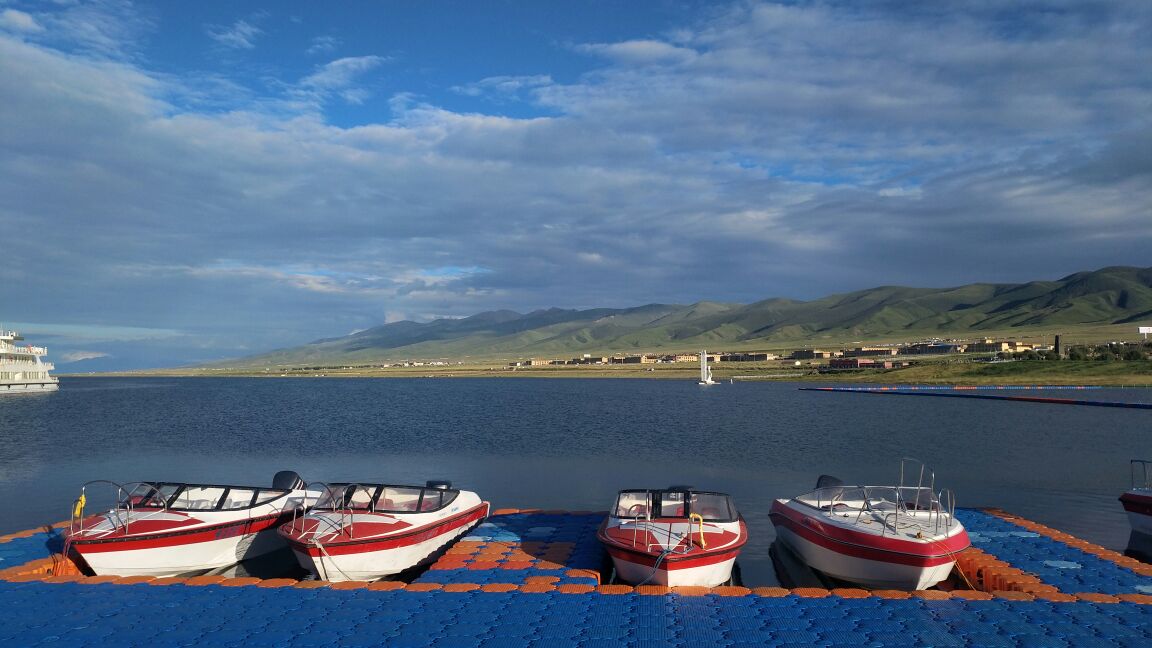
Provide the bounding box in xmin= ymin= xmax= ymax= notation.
xmin=214 ymin=266 xmax=1152 ymax=367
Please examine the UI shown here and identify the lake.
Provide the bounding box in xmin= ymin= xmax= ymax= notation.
xmin=1 ymin=376 xmax=1149 ymax=586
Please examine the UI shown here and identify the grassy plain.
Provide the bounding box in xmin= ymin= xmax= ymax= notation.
xmin=89 ymin=322 xmax=1152 ymax=385
xmin=109 ymin=357 xmax=1152 ymax=387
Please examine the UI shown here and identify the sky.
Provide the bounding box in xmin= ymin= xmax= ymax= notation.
xmin=1 ymin=0 xmax=1150 ymax=371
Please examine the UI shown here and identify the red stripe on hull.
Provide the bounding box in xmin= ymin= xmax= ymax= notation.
xmin=69 ymin=512 xmax=293 ymax=554
xmin=601 ymin=543 xmax=740 ymax=570
xmin=283 ymin=503 xmax=489 ymax=557
xmin=1121 ymin=492 xmax=1152 ymax=517
xmin=769 ymin=503 xmax=968 ymax=567
xmin=596 ymin=519 xmax=748 ymax=571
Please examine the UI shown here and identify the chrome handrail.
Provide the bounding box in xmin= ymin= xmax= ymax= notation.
xmin=69 ymin=480 xmax=169 ymax=537
xmin=285 ymin=481 xmax=348 ymax=538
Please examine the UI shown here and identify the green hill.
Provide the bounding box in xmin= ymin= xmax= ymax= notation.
xmin=207 ymin=266 xmax=1152 ymax=368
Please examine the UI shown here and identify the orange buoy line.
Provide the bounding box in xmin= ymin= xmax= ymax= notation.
xmin=801 ymin=386 xmax=1152 ymax=409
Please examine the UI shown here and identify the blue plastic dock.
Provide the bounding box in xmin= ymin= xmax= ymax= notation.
xmin=958 ymin=510 xmax=1152 ymax=596
xmin=0 ymin=580 xmax=1148 ymax=647
xmin=0 ymin=510 xmax=1150 ymax=646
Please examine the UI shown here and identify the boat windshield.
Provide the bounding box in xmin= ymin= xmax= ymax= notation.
xmin=315 ymin=483 xmax=460 ymax=513
xmin=613 ymin=489 xmax=738 ymax=522
xmin=120 ymin=482 xmax=289 ymax=511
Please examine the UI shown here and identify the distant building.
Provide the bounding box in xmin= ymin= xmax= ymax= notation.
xmin=720 ymin=352 xmax=777 ymax=362
xmin=828 ymin=358 xmax=903 ymax=370
xmin=901 ymin=343 xmax=964 ymax=355
xmin=573 ymin=356 xmax=607 ymax=365
xmin=966 ymin=339 xmax=1034 ymax=354
xmin=790 ymin=349 xmax=834 ymax=360
xmin=843 ymin=347 xmax=898 ymax=357
xmin=612 ymin=355 xmax=658 ymax=364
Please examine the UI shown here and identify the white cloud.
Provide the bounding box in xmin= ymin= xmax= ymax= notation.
xmin=0 ymin=9 xmax=43 ymax=33
xmin=453 ymin=75 xmax=554 ymax=98
xmin=60 ymin=351 xmax=110 ymax=362
xmin=1 ymin=1 xmax=1150 ymax=370
xmin=307 ymin=35 xmax=339 ymax=55
xmin=577 ymin=39 xmax=698 ymax=66
xmin=296 ymin=55 xmax=387 ymax=105
xmin=206 ymin=19 xmax=262 ymax=50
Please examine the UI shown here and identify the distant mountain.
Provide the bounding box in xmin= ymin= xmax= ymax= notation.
xmin=208 ymin=266 xmax=1152 ymax=367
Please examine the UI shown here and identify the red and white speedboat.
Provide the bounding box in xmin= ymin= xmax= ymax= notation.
xmin=66 ymin=471 xmax=316 ymax=577
xmin=597 ymin=487 xmax=748 ymax=587
xmin=770 ymin=460 xmax=970 ymax=590
xmin=278 ymin=481 xmax=489 ymax=582
xmin=1121 ymin=459 xmax=1152 ymax=537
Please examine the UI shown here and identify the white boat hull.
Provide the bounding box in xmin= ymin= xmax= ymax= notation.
xmin=0 ymin=381 xmax=59 ymax=393
xmin=68 ymin=479 xmax=314 ymax=578
xmin=598 ymin=514 xmax=747 ymax=588
xmin=78 ymin=526 xmax=286 ymax=577
xmin=282 ymin=495 xmax=489 ymax=583
xmin=774 ymin=524 xmax=956 ymax=590
xmin=291 ymin=521 xmax=476 ymax=582
xmin=609 ymin=553 xmax=736 ymax=587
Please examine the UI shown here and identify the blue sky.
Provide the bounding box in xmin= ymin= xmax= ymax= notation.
xmin=2 ymin=0 xmax=1150 ymax=370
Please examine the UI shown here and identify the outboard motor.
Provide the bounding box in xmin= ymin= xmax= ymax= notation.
xmin=815 ymin=475 xmax=843 ymax=489
xmin=426 ymin=480 xmax=452 ymax=490
xmin=273 ymin=470 xmax=305 ymax=490
xmin=815 ymin=474 xmax=845 ymax=500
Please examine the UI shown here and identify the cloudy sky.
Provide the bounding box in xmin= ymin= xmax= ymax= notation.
xmin=2 ymin=0 xmax=1149 ymax=370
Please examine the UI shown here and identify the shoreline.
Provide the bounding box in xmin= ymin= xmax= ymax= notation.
xmin=65 ymin=358 xmax=1152 ymax=387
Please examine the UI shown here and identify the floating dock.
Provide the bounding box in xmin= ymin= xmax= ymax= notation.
xmin=1 ymin=508 xmax=1150 ymax=646
xmin=802 ymin=386 xmax=1152 ymax=409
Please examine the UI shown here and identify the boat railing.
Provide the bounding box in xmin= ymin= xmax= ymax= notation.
xmin=68 ymin=480 xmax=168 ymax=537
xmin=285 ymin=482 xmax=366 ymax=540
xmin=622 ymin=491 xmax=653 ymax=550
xmin=1132 ymin=460 xmax=1152 ymax=490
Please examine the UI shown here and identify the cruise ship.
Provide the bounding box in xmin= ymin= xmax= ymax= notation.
xmin=1 ymin=329 xmax=59 ymax=393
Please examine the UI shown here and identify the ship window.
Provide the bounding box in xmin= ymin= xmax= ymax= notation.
xmin=689 ymin=493 xmax=737 ymax=522
xmin=345 ymin=485 xmax=378 ymax=510
xmin=312 ymin=486 xmax=344 ymax=510
xmin=220 ymin=488 xmax=258 ymax=510
xmin=253 ymin=489 xmax=287 ymax=506
xmin=122 ymin=483 xmax=178 ymax=508
xmin=375 ymin=486 xmax=423 ymax=512
xmin=170 ymin=486 xmax=226 ymax=510
xmin=660 ymin=491 xmax=687 ymax=517
xmin=614 ymin=491 xmax=651 ymax=518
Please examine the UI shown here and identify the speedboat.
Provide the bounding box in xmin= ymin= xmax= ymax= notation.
xmin=66 ymin=471 xmax=316 ymax=577
xmin=597 ymin=486 xmax=747 ymax=587
xmin=278 ymin=481 xmax=489 ymax=582
xmin=769 ymin=459 xmax=970 ymax=590
xmin=1121 ymin=459 xmax=1152 ymax=536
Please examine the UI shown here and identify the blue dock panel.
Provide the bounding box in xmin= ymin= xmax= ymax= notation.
xmin=0 ymin=582 xmax=1148 ymax=647
xmin=957 ymin=509 xmax=1152 ymax=595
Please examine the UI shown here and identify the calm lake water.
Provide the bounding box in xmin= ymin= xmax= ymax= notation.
xmin=1 ymin=376 xmax=1149 ymax=586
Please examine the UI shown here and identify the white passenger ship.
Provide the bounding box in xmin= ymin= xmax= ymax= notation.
xmin=1 ymin=329 xmax=59 ymax=393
